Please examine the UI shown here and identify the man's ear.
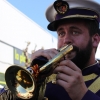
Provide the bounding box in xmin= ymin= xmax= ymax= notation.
xmin=92 ymin=33 xmax=100 ymax=48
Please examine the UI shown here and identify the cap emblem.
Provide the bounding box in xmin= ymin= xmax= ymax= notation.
xmin=54 ymin=0 xmax=69 ymax=14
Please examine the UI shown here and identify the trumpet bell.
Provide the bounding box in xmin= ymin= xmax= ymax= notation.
xmin=5 ymin=65 xmax=36 ymax=99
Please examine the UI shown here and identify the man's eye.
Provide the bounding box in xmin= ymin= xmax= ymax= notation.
xmin=72 ymin=31 xmax=80 ymax=35
xmin=58 ymin=32 xmax=65 ymax=37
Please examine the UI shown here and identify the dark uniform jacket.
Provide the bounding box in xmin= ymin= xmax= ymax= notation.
xmin=1 ymin=62 xmax=100 ymax=100
xmin=45 ymin=62 xmax=100 ymax=100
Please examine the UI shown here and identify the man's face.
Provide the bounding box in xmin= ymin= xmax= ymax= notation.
xmin=57 ymin=21 xmax=93 ymax=69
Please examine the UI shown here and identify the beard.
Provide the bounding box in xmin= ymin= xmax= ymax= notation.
xmin=71 ymin=39 xmax=93 ymax=70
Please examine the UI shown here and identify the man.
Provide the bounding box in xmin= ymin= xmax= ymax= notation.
xmin=44 ymin=0 xmax=100 ymax=100
xmin=0 ymin=0 xmax=100 ymax=100
xmin=29 ymin=0 xmax=100 ymax=100
xmin=32 ymin=0 xmax=100 ymax=100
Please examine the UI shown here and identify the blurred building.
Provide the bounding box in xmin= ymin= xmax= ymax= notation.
xmin=0 ymin=0 xmax=57 ymax=87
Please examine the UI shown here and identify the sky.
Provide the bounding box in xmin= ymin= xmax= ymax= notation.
xmin=7 ymin=0 xmax=100 ymax=38
xmin=7 ymin=0 xmax=57 ymax=37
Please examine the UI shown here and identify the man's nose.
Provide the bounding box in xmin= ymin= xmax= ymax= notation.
xmin=63 ymin=34 xmax=72 ymax=44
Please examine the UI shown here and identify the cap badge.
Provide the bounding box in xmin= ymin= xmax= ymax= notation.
xmin=54 ymin=0 xmax=69 ymax=14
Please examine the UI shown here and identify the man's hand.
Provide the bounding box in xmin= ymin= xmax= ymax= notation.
xmin=54 ymin=59 xmax=88 ymax=100
xmin=31 ymin=48 xmax=58 ymax=61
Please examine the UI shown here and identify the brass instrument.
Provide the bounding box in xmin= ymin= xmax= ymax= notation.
xmin=5 ymin=45 xmax=73 ymax=100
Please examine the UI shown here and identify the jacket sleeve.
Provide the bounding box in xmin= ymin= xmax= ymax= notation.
xmin=82 ymin=90 xmax=100 ymax=100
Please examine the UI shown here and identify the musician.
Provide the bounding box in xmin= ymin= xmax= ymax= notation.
xmin=34 ymin=0 xmax=100 ymax=100
xmin=43 ymin=0 xmax=100 ymax=100
xmin=0 ymin=0 xmax=100 ymax=100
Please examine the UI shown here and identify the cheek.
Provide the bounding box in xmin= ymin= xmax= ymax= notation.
xmin=75 ymin=37 xmax=90 ymax=49
xmin=57 ymin=39 xmax=63 ymax=49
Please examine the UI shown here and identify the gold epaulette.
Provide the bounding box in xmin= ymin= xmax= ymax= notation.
xmin=83 ymin=73 xmax=100 ymax=93
xmin=46 ymin=74 xmax=57 ymax=84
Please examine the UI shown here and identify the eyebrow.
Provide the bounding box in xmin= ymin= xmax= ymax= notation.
xmin=57 ymin=27 xmax=64 ymax=32
xmin=70 ymin=26 xmax=82 ymax=31
xmin=57 ymin=26 xmax=82 ymax=32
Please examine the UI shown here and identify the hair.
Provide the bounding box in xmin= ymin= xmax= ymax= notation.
xmin=84 ymin=19 xmax=99 ymax=36
xmin=56 ymin=18 xmax=99 ymax=36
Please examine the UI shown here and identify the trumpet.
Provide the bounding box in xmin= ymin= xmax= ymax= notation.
xmin=5 ymin=45 xmax=73 ymax=100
